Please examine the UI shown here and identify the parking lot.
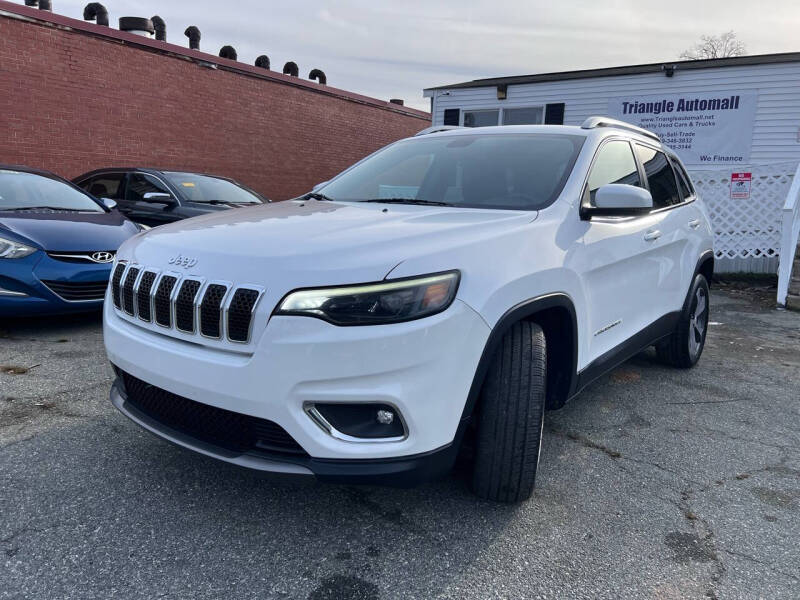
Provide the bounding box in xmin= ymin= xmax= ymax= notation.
xmin=1 ymin=285 xmax=798 ymax=599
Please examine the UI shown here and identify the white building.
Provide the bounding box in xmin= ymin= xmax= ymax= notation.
xmin=424 ymin=53 xmax=800 ymax=284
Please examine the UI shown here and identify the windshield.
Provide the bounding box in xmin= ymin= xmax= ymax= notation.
xmin=318 ymin=133 xmax=585 ymax=210
xmin=0 ymin=170 xmax=104 ymax=212
xmin=162 ymin=172 xmax=263 ymax=204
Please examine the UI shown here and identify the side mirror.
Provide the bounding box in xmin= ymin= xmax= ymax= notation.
xmin=584 ymin=184 xmax=653 ymax=218
xmin=142 ymin=192 xmax=175 ymax=205
xmin=100 ymin=197 xmax=117 ymax=210
xmin=312 ymin=181 xmax=329 ymax=192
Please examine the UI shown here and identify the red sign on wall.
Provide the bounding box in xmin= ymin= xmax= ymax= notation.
xmin=730 ymin=172 xmax=752 ymax=199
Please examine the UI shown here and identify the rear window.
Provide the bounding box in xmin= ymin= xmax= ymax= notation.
xmin=635 ymin=145 xmax=681 ymax=209
xmin=319 ymin=133 xmax=585 ymax=211
xmin=670 ymin=157 xmax=695 ymax=200
xmin=0 ymin=170 xmax=103 ymax=212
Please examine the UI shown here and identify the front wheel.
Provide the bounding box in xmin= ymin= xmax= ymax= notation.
xmin=656 ymin=274 xmax=710 ymax=368
xmin=472 ymin=321 xmax=546 ymax=503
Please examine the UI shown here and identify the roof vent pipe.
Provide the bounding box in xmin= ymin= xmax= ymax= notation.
xmin=119 ymin=17 xmax=155 ymax=38
xmin=26 ymin=1 xmax=53 ymax=9
xmin=184 ymin=26 xmax=201 ymax=50
xmin=283 ymin=61 xmax=299 ymax=77
xmin=219 ymin=46 xmax=237 ymax=60
xmin=151 ymin=16 xmax=166 ymax=41
xmin=255 ymin=55 xmax=270 ymax=69
xmin=389 ymin=99 xmax=405 ymax=106
xmin=309 ymin=69 xmax=326 ymax=85
xmin=83 ymin=3 xmax=109 ymax=26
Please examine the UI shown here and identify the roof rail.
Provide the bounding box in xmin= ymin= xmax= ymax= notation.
xmin=414 ymin=125 xmax=462 ymax=136
xmin=581 ymin=116 xmax=660 ymax=142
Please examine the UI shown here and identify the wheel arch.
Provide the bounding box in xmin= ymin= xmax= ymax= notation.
xmin=460 ymin=293 xmax=579 ymax=426
xmin=683 ymin=250 xmax=715 ymax=318
xmin=696 ymin=250 xmax=714 ymax=288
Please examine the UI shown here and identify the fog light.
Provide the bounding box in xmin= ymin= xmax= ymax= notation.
xmin=306 ymin=403 xmax=406 ymax=441
xmin=376 ymin=409 xmax=394 ymax=425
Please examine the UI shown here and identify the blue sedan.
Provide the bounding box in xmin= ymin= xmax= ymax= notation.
xmin=0 ymin=165 xmax=141 ymax=317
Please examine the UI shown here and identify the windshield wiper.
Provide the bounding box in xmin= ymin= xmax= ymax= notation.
xmin=302 ymin=192 xmax=336 ymax=202
xmin=4 ymin=206 xmax=87 ymax=212
xmin=362 ymin=198 xmax=454 ymax=207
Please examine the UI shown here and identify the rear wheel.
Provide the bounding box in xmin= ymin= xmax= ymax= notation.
xmin=472 ymin=321 xmax=546 ymax=503
xmin=656 ymin=274 xmax=710 ymax=368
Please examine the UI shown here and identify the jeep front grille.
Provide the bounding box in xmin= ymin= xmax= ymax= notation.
xmin=110 ymin=262 xmax=126 ymax=309
xmin=136 ymin=271 xmax=157 ymax=322
xmin=111 ymin=262 xmax=262 ymax=344
xmin=227 ymin=288 xmax=260 ymax=342
xmin=154 ymin=275 xmax=178 ymax=327
xmin=200 ymin=284 xmax=227 ymax=338
xmin=121 ymin=267 xmax=140 ymax=315
xmin=175 ymin=280 xmax=201 ymax=333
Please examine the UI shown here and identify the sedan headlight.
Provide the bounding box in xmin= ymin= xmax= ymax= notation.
xmin=0 ymin=236 xmax=36 ymax=259
xmin=275 ymin=271 xmax=460 ymax=325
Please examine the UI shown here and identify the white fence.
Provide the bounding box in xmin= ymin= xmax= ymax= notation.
xmin=777 ymin=163 xmax=800 ymax=306
xmin=690 ymin=162 xmax=798 ymax=275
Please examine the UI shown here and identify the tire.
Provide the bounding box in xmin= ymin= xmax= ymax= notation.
xmin=472 ymin=321 xmax=546 ymax=503
xmin=656 ymin=274 xmax=710 ymax=368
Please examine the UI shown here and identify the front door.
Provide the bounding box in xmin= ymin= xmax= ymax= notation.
xmin=121 ymin=173 xmax=179 ymax=227
xmin=574 ymin=138 xmax=668 ymax=366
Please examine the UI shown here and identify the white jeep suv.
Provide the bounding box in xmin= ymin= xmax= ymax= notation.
xmin=104 ymin=117 xmax=714 ymax=502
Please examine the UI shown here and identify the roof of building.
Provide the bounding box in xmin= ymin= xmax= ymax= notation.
xmin=0 ymin=0 xmax=429 ymax=119
xmin=424 ymin=52 xmax=800 ymax=93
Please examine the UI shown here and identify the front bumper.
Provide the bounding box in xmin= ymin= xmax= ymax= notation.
xmin=0 ymin=251 xmax=111 ymax=317
xmin=105 ymin=296 xmax=490 ymax=467
xmin=110 ymin=377 xmax=463 ymax=486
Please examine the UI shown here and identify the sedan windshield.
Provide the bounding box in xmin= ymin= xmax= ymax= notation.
xmin=318 ymin=133 xmax=585 ymax=210
xmin=162 ymin=172 xmax=263 ymax=204
xmin=0 ymin=170 xmax=104 ymax=212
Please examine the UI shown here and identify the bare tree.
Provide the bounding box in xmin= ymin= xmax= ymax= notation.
xmin=680 ymin=31 xmax=746 ymax=60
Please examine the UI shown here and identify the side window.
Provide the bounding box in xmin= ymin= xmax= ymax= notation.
xmin=82 ymin=174 xmax=124 ymax=199
xmin=586 ymin=140 xmax=642 ymax=205
xmin=670 ymin=157 xmax=694 ymax=200
xmin=125 ymin=173 xmax=170 ymax=202
xmin=635 ymin=145 xmax=681 ymax=208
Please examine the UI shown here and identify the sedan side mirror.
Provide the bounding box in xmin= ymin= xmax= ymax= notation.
xmin=100 ymin=197 xmax=117 ymax=210
xmin=583 ymin=184 xmax=653 ymax=218
xmin=142 ymin=192 xmax=175 ymax=205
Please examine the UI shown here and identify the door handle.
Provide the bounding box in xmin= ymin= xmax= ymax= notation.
xmin=643 ymin=230 xmax=662 ymax=241
xmin=688 ymin=219 xmax=701 ymax=229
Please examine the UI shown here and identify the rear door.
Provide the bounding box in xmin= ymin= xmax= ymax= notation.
xmin=633 ymin=144 xmax=692 ymax=317
xmin=122 ymin=172 xmax=180 ymax=227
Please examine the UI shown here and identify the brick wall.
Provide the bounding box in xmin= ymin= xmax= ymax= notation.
xmin=0 ymin=2 xmax=429 ymax=200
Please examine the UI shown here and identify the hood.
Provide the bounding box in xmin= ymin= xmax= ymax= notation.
xmin=121 ymin=200 xmax=536 ymax=286
xmin=0 ymin=210 xmax=140 ymax=252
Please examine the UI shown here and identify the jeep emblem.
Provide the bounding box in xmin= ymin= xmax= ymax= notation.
xmin=168 ymin=254 xmax=198 ymax=269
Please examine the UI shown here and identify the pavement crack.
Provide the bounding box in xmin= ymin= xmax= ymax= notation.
xmin=675 ymin=487 xmax=726 ymax=599
xmin=666 ymin=399 xmax=745 ymax=405
xmin=548 ymin=428 xmax=622 ymax=459
xmin=716 ymin=547 xmax=800 ymax=583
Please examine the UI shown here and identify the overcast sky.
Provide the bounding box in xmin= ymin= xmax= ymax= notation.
xmin=46 ymin=0 xmax=800 ymax=110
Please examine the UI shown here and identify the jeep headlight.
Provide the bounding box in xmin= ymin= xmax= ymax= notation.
xmin=0 ymin=236 xmax=36 ymax=259
xmin=275 ymin=271 xmax=460 ymax=325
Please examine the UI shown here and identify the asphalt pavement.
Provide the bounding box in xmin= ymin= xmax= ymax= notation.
xmin=1 ymin=285 xmax=798 ymax=599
